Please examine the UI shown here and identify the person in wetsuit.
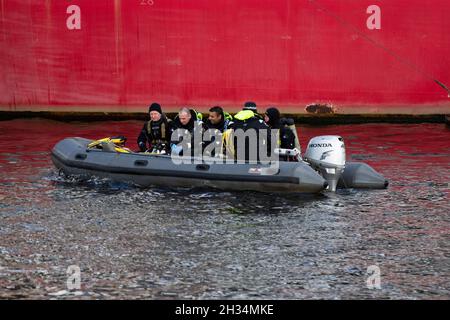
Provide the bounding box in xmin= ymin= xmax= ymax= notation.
xmin=203 ymin=106 xmax=233 ymax=157
xmin=264 ymin=107 xmax=298 ymax=161
xmin=228 ymin=101 xmax=271 ymax=162
xmin=137 ymin=103 xmax=171 ymax=154
xmin=170 ymin=107 xmax=203 ymax=156
xmin=264 ymin=107 xmax=296 ymax=149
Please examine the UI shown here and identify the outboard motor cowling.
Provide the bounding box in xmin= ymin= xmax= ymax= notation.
xmin=304 ymin=135 xmax=346 ymax=191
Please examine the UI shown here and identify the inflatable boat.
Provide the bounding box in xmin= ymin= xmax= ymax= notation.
xmin=51 ymin=135 xmax=388 ymax=194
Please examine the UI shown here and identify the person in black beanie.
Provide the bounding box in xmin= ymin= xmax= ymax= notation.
xmin=148 ymin=102 xmax=162 ymax=114
xmin=137 ymin=103 xmax=172 ymax=153
xmin=243 ymin=101 xmax=257 ymax=112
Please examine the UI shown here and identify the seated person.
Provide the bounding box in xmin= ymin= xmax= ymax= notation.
xmin=170 ymin=107 xmax=203 ymax=156
xmin=203 ymin=106 xmax=233 ymax=132
xmin=203 ymin=106 xmax=233 ymax=157
xmin=137 ymin=103 xmax=171 ymax=154
xmin=229 ymin=101 xmax=271 ymax=162
xmin=264 ymin=107 xmax=299 ymax=160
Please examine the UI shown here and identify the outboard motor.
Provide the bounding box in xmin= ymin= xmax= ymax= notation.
xmin=304 ymin=135 xmax=346 ymax=191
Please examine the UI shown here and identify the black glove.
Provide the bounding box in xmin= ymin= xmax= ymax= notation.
xmin=138 ymin=141 xmax=146 ymax=152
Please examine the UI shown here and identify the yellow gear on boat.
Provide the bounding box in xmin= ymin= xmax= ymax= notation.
xmin=87 ymin=137 xmax=110 ymax=148
xmin=234 ymin=109 xmax=255 ymax=121
xmin=114 ymin=146 xmax=131 ymax=153
xmin=222 ymin=128 xmax=235 ymax=158
xmin=192 ymin=109 xmax=203 ymax=120
xmin=223 ymin=111 xmax=233 ymax=121
xmin=87 ymin=137 xmax=131 ymax=153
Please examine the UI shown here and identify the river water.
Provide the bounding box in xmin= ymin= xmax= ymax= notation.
xmin=0 ymin=119 xmax=448 ymax=299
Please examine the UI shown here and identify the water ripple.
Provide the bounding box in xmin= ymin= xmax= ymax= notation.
xmin=0 ymin=120 xmax=448 ymax=299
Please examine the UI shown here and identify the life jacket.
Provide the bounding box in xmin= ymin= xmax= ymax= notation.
xmin=222 ymin=128 xmax=235 ymax=158
xmin=146 ymin=116 xmax=171 ymax=144
xmin=222 ymin=111 xmax=233 ymax=130
xmin=223 ymin=111 xmax=233 ymax=121
xmin=193 ymin=109 xmax=203 ymax=121
xmin=234 ymin=109 xmax=256 ymax=121
xmin=232 ymin=110 xmax=267 ymax=133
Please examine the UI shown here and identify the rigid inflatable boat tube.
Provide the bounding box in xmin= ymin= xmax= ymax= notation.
xmin=51 ymin=137 xmax=328 ymax=193
xmin=338 ymin=162 xmax=388 ymax=189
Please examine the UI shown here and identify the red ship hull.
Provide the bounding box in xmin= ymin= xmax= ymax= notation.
xmin=1 ymin=0 xmax=449 ymax=114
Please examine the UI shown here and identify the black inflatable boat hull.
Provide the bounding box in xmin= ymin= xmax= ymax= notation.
xmin=52 ymin=138 xmax=328 ymax=193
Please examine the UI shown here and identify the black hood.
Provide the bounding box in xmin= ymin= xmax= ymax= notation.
xmin=265 ymin=107 xmax=281 ymax=128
